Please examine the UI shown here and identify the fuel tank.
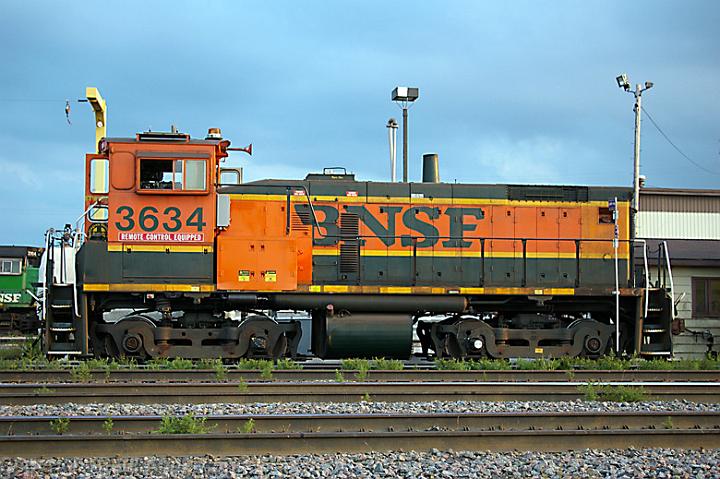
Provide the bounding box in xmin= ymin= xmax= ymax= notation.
xmin=312 ymin=311 xmax=412 ymax=359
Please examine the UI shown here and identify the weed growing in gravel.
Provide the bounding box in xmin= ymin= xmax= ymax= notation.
xmin=156 ymin=414 xmax=212 ymax=434
xmin=354 ymin=366 xmax=369 ymax=381
xmin=50 ymin=417 xmax=70 ymax=435
xmin=237 ymin=377 xmax=248 ymax=392
xmin=199 ymin=359 xmax=227 ymax=381
xmin=0 ymin=348 xmax=22 ymax=360
xmin=274 ymin=358 xmax=301 ymax=370
xmin=146 ymin=357 xmax=194 ymax=370
xmin=102 ymin=418 xmax=114 ymax=434
xmin=84 ymin=358 xmax=118 ymax=380
xmin=434 ymin=359 xmax=470 ymax=371
xmin=578 ymin=383 xmax=648 ymax=402
xmin=21 ymin=339 xmax=45 ymax=362
xmin=33 ymin=386 xmax=55 ymax=395
xmin=468 ymin=358 xmax=512 ymax=370
xmin=260 ymin=362 xmax=274 ymax=380
xmin=663 ymin=416 xmax=674 ymax=429
xmin=371 ymin=358 xmax=403 ymax=370
xmin=168 ymin=358 xmax=194 ymax=369
xmin=361 ymin=392 xmax=371 ymax=402
xmin=238 ymin=418 xmax=255 ymax=433
xmin=114 ymin=356 xmax=138 ymax=368
xmin=70 ymin=363 xmax=92 ymax=382
xmin=334 ymin=370 xmax=345 ymax=383
xmin=341 ymin=358 xmax=370 ymax=371
xmin=237 ymin=358 xmax=273 ymax=370
xmin=145 ymin=358 xmax=169 ymax=370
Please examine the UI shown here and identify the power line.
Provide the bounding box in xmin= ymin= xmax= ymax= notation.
xmin=641 ymin=106 xmax=720 ymax=176
xmin=0 ymin=99 xmax=65 ymax=102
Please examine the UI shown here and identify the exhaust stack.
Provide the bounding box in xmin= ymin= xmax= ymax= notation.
xmin=422 ymin=153 xmax=440 ymax=183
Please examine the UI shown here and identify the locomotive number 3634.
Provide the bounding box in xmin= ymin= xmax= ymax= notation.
xmin=114 ymin=206 xmax=206 ymax=232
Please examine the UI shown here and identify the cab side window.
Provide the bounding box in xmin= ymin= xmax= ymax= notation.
xmin=139 ymin=159 xmax=206 ymax=192
xmin=140 ymin=159 xmax=175 ymax=190
xmin=0 ymin=258 xmax=21 ymax=275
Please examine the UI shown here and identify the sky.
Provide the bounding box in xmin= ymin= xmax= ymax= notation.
xmin=0 ymin=0 xmax=719 ymax=245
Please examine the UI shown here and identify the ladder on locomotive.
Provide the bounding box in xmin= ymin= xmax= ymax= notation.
xmin=42 ymin=226 xmax=86 ymax=356
xmin=634 ymin=240 xmax=675 ymax=357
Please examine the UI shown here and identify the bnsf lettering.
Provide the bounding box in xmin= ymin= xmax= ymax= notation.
xmin=0 ymin=293 xmax=21 ymax=303
xmin=294 ymin=204 xmax=485 ymax=248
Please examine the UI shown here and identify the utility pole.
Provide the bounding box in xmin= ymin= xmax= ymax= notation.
xmin=386 ymin=118 xmax=398 ymax=182
xmin=616 ymin=74 xmax=653 ymax=236
xmin=391 ymin=87 xmax=419 ymax=182
xmin=402 ymin=107 xmax=408 ymax=182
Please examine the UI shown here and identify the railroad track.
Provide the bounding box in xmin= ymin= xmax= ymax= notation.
xmin=0 ymin=411 xmax=718 ymax=457
xmin=0 ymin=369 xmax=717 ymax=383
xmin=1 ymin=381 xmax=719 ymax=404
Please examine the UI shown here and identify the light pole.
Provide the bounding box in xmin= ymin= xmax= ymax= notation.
xmin=386 ymin=118 xmax=398 ymax=182
xmin=616 ymin=73 xmax=653 ymax=235
xmin=392 ymin=87 xmax=419 ymax=182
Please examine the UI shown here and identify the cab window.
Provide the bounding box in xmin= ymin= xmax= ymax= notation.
xmin=139 ymin=159 xmax=206 ymax=191
xmin=0 ymin=258 xmax=21 ymax=275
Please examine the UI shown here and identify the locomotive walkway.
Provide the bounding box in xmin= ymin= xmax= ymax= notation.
xmin=0 ymin=381 xmax=718 ymax=405
xmin=0 ymin=411 xmax=718 ymax=457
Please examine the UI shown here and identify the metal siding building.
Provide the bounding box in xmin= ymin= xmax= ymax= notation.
xmin=638 ymin=188 xmax=720 ymax=240
xmin=638 ymin=188 xmax=720 ymax=358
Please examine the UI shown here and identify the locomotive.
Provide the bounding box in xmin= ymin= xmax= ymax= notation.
xmin=41 ymin=127 xmax=675 ymax=360
xmin=0 ymin=246 xmax=42 ymax=335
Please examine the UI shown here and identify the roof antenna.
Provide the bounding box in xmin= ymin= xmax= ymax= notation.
xmin=65 ymin=100 xmax=71 ymax=125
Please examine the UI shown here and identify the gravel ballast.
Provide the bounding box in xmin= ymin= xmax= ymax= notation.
xmin=2 ymin=448 xmax=719 ymax=478
xmin=0 ymin=399 xmax=717 ymax=417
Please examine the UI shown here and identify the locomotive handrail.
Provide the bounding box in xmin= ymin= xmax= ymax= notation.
xmin=632 ymin=239 xmax=651 ymax=318
xmin=316 ymin=232 xmax=645 ymax=291
xmin=662 ymin=240 xmax=675 ymax=320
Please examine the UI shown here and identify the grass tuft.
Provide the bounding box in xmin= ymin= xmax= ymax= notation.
xmin=238 ymin=418 xmax=255 ymax=433
xmin=371 ymin=358 xmax=404 ymax=370
xmin=50 ymin=417 xmax=70 ymax=435
xmin=102 ymin=418 xmax=114 ymax=434
xmin=155 ymin=414 xmax=212 ymax=434
xmin=578 ymin=383 xmax=648 ymax=402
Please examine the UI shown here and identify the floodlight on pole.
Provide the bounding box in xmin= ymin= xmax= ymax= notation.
xmin=616 ymin=73 xmax=653 ymax=237
xmin=392 ymin=87 xmax=419 ymax=182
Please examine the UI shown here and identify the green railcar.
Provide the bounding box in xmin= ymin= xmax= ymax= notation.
xmin=0 ymin=246 xmax=42 ymax=334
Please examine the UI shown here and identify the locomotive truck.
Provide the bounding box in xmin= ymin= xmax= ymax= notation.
xmin=41 ymin=126 xmax=675 ymax=360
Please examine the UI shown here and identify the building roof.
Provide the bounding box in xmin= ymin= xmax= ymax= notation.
xmin=643 ymin=239 xmax=720 ymax=267
xmin=641 ymin=187 xmax=720 ymax=197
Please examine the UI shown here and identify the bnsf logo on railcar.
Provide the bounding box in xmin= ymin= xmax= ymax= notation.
xmin=300 ymin=204 xmax=485 ymax=248
xmin=0 ymin=293 xmax=21 ymax=303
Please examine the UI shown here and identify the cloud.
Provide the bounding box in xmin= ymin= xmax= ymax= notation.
xmin=465 ymin=135 xmax=599 ymax=185
xmin=0 ymin=159 xmax=43 ymax=189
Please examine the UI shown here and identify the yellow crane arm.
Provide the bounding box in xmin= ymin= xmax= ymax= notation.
xmin=85 ymin=87 xmax=106 ymax=153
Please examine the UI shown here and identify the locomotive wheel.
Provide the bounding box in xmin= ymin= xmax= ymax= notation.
xmin=95 ymin=316 xmax=155 ymax=360
xmin=442 ymin=334 xmax=464 ymax=359
xmin=241 ymin=315 xmax=293 ymax=359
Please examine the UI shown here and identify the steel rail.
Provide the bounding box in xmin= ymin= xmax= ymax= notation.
xmin=1 ymin=381 xmax=719 ymax=405
xmin=0 ymin=428 xmax=718 ymax=457
xmin=1 ymin=411 xmax=718 ymax=436
xmin=0 ymin=369 xmax=717 ymax=383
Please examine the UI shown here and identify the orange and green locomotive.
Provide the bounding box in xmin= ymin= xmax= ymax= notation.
xmin=0 ymin=246 xmax=42 ymax=334
xmin=42 ymin=128 xmax=674 ymax=360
